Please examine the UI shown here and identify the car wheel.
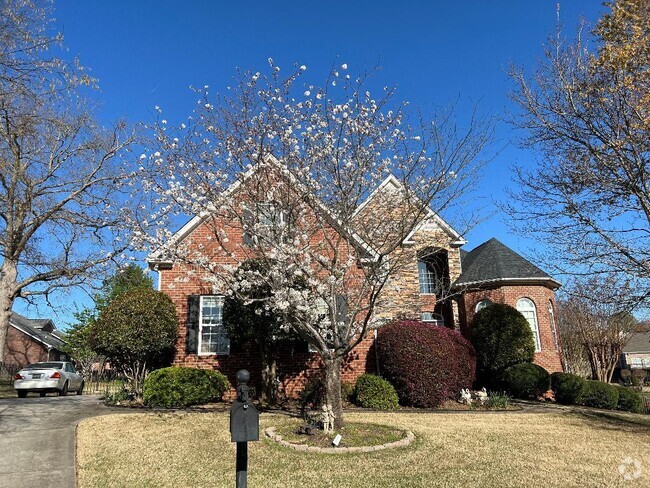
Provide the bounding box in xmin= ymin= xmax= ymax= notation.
xmin=40 ymin=392 xmax=46 ymax=397
xmin=59 ymin=382 xmax=68 ymax=396
xmin=77 ymin=381 xmax=84 ymax=395
xmin=17 ymin=391 xmax=27 ymax=398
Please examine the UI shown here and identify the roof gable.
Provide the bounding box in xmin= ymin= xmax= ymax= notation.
xmin=147 ymin=155 xmax=379 ymax=266
xmin=352 ymin=174 xmax=466 ymax=246
xmin=10 ymin=312 xmax=65 ymax=350
xmin=455 ymin=238 xmax=560 ymax=288
xmin=623 ymin=330 xmax=650 ymax=353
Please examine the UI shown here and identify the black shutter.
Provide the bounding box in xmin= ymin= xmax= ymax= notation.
xmin=186 ymin=295 xmax=200 ymax=354
xmin=242 ymin=207 xmax=253 ymax=246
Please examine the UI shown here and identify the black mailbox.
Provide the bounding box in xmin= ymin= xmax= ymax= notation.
xmin=230 ymin=370 xmax=259 ymax=443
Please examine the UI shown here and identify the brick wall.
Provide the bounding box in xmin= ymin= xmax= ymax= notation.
xmin=459 ymin=284 xmax=564 ymax=373
xmin=3 ymin=326 xmax=49 ymax=369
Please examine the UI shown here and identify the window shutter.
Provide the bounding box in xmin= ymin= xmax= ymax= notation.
xmin=242 ymin=207 xmax=254 ymax=246
xmin=335 ymin=294 xmax=349 ymax=342
xmin=335 ymin=295 xmax=348 ymax=323
xmin=186 ymin=295 xmax=200 ymax=354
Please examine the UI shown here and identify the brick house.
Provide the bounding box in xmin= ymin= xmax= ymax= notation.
xmin=2 ymin=312 xmax=67 ymax=373
xmin=148 ymin=167 xmax=564 ymax=396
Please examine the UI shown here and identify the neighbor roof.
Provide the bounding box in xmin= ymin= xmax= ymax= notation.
xmin=10 ymin=312 xmax=66 ymax=350
xmin=623 ymin=330 xmax=650 ymax=353
xmin=454 ymin=238 xmax=561 ymax=289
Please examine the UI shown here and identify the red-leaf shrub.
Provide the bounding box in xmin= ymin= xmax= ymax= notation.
xmin=376 ymin=321 xmax=476 ymax=408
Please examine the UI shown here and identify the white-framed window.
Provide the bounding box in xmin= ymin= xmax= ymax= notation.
xmin=516 ymin=298 xmax=541 ymax=353
xmin=418 ymin=259 xmax=439 ymax=294
xmin=548 ymin=300 xmax=559 ymax=351
xmin=243 ymin=202 xmax=290 ymax=246
xmin=199 ymin=296 xmax=230 ymax=355
xmin=421 ymin=312 xmax=444 ymax=326
xmin=475 ymin=299 xmax=492 ymax=313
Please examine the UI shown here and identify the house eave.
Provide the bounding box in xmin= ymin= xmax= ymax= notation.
xmin=9 ymin=322 xmax=65 ymax=350
xmin=453 ymin=276 xmax=562 ymax=290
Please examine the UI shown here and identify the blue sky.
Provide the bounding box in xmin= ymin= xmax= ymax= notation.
xmin=23 ymin=1 xmax=606 ymax=326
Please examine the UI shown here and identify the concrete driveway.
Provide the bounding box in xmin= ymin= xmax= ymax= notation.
xmin=0 ymin=394 xmax=113 ymax=488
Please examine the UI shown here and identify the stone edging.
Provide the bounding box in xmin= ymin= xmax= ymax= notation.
xmin=264 ymin=426 xmax=415 ymax=454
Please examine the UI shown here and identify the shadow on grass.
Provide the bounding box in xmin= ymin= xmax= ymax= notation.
xmin=570 ymin=409 xmax=650 ymax=434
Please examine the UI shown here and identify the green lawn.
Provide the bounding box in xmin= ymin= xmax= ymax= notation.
xmin=77 ymin=410 xmax=649 ymax=487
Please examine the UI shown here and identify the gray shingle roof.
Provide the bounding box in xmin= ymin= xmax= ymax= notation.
xmin=623 ymin=330 xmax=650 ymax=353
xmin=454 ymin=238 xmax=559 ymax=288
xmin=10 ymin=312 xmax=66 ymax=350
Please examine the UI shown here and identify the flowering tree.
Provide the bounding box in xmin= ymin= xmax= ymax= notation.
xmin=0 ymin=0 xmax=136 ymax=365
xmin=142 ymin=62 xmax=492 ymax=427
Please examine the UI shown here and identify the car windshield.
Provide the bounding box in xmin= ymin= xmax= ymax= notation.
xmin=25 ymin=362 xmax=63 ymax=370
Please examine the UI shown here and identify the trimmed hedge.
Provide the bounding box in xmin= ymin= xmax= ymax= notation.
xmin=354 ymin=374 xmax=399 ymax=410
xmin=579 ymin=380 xmax=619 ymax=410
xmin=469 ymin=303 xmax=535 ymax=387
xmin=501 ymin=363 xmax=550 ymax=399
xmin=143 ymin=367 xmax=230 ymax=408
xmin=551 ymin=372 xmax=586 ymax=405
xmin=616 ymin=387 xmax=643 ymax=413
xmin=376 ymin=321 xmax=476 ymax=408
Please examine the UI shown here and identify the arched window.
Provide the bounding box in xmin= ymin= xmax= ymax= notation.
xmin=548 ymin=300 xmax=559 ymax=351
xmin=516 ymin=298 xmax=541 ymax=352
xmin=475 ymin=299 xmax=492 ymax=313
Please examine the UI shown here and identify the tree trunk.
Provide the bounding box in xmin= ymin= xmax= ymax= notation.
xmin=323 ymin=356 xmax=343 ymax=430
xmin=260 ymin=348 xmax=278 ymax=405
xmin=0 ymin=260 xmax=18 ymax=366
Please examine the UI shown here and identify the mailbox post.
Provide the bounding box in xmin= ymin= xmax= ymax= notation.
xmin=230 ymin=369 xmax=259 ymax=488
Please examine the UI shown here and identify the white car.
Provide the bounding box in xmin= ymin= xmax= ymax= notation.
xmin=13 ymin=361 xmax=84 ymax=398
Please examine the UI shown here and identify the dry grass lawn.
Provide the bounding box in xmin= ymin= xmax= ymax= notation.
xmin=77 ymin=410 xmax=649 ymax=487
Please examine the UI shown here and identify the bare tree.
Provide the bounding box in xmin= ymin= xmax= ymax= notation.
xmin=0 ymin=0 xmax=136 ymax=365
xmin=507 ymin=0 xmax=649 ymax=311
xmin=143 ymin=62 xmax=492 ymax=427
xmin=557 ymin=274 xmax=637 ymax=382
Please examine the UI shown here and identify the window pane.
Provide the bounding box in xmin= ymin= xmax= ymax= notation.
xmin=418 ymin=260 xmax=437 ymax=294
xmin=516 ymin=298 xmax=541 ymax=352
xmin=200 ymin=296 xmax=229 ymax=354
xmin=476 ymin=300 xmax=491 ymax=312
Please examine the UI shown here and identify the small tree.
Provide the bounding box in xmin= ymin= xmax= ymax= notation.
xmin=222 ymin=259 xmax=301 ymax=404
xmin=65 ymin=265 xmax=154 ymax=380
xmin=90 ymin=289 xmax=178 ymax=395
xmin=470 ymin=303 xmax=535 ymax=386
xmin=557 ymin=275 xmax=636 ymax=383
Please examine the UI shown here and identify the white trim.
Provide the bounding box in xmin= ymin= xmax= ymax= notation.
xmin=9 ymin=322 xmax=56 ymax=349
xmin=516 ymin=297 xmax=542 ymax=353
xmin=197 ymin=295 xmax=229 ymax=356
xmin=475 ymin=299 xmax=492 ymax=313
xmin=453 ymin=276 xmax=562 ymax=289
xmin=147 ymin=154 xmax=380 ymax=265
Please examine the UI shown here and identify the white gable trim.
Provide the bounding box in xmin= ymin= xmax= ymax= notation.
xmin=147 ymin=155 xmax=380 ymax=266
xmin=353 ymin=174 xmax=465 ymax=245
xmin=10 ymin=322 xmax=56 ymax=349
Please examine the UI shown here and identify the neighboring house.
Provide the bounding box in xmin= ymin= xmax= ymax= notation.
xmin=148 ymin=164 xmax=564 ymax=395
xmin=3 ymin=312 xmax=67 ymax=372
xmin=621 ymin=330 xmax=650 ymax=370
